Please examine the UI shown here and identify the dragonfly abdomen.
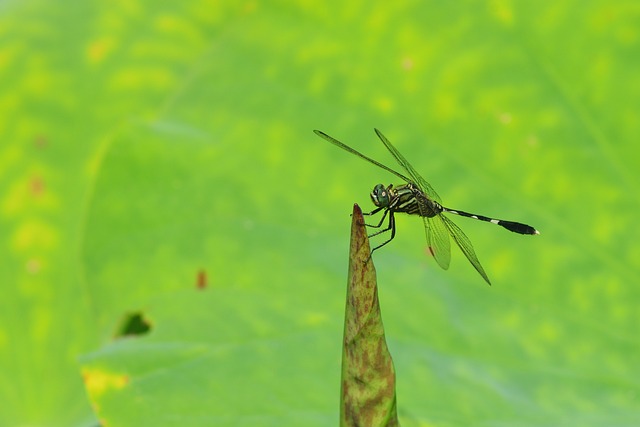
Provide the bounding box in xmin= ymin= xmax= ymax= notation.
xmin=443 ymin=207 xmax=539 ymax=235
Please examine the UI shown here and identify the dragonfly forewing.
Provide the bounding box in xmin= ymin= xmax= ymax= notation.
xmin=374 ymin=128 xmax=442 ymax=203
xmin=313 ymin=130 xmax=411 ymax=183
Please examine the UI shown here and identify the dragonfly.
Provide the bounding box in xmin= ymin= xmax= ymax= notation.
xmin=314 ymin=128 xmax=539 ymax=285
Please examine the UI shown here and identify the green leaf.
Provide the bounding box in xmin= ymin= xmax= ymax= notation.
xmin=80 ymin=287 xmax=339 ymax=427
xmin=341 ymin=204 xmax=398 ymax=426
xmin=1 ymin=1 xmax=639 ymax=426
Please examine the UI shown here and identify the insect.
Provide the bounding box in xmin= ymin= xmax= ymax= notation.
xmin=314 ymin=128 xmax=539 ymax=285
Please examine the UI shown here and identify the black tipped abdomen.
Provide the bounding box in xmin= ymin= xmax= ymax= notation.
xmin=498 ymin=220 xmax=539 ymax=235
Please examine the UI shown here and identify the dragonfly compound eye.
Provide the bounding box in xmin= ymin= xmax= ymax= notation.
xmin=370 ymin=184 xmax=389 ymax=207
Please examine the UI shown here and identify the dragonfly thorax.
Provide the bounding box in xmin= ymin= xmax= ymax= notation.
xmin=370 ymin=184 xmax=393 ymax=208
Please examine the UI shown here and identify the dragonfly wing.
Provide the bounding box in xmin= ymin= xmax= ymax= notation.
xmin=374 ymin=129 xmax=442 ymax=202
xmin=440 ymin=215 xmax=492 ymax=285
xmin=423 ymin=216 xmax=450 ymax=270
xmin=314 ymin=130 xmax=412 ymax=183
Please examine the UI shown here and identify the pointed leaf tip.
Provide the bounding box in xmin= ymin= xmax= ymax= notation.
xmin=341 ymin=203 xmax=398 ymax=426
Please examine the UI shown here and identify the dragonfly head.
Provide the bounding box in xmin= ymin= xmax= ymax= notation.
xmin=370 ymin=184 xmax=392 ymax=208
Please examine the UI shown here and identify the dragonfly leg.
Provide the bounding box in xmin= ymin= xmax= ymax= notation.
xmin=367 ymin=210 xmax=396 ymax=259
xmin=364 ymin=211 xmax=396 ymax=263
xmin=363 ymin=207 xmax=388 ymax=229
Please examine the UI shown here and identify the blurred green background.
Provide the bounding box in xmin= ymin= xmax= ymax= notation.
xmin=1 ymin=1 xmax=639 ymax=426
